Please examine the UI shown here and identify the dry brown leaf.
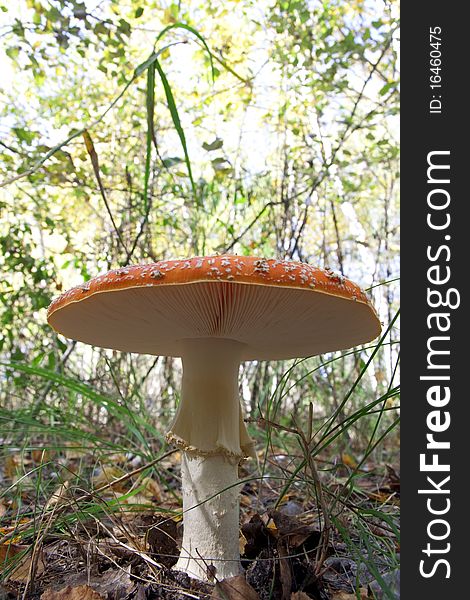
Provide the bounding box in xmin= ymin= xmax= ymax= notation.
xmin=269 ymin=510 xmax=319 ymax=549
xmin=4 ymin=455 xmax=20 ymax=479
xmin=331 ymin=589 xmax=369 ymax=600
xmin=0 ymin=499 xmax=7 ymax=518
xmin=240 ymin=494 xmax=252 ymax=507
xmin=31 ymin=448 xmax=52 ymax=463
xmin=291 ymin=593 xmax=311 ymax=600
xmin=0 ymin=543 xmax=29 ymax=563
xmin=278 ymin=541 xmax=292 ymax=599
xmin=41 ymin=585 xmax=105 ymax=600
xmin=239 ymin=532 xmax=248 ymax=554
xmin=1 ymin=543 xmax=45 ymax=583
xmin=266 ymin=520 xmax=278 ymax=536
xmin=212 ymin=574 xmax=259 ymax=600
xmin=45 ymin=568 xmax=135 ymax=599
xmin=10 ymin=552 xmax=45 ymax=583
xmin=45 ymin=481 xmax=70 ymax=511
xmin=89 ymin=568 xmax=135 ymax=598
xmin=146 ymin=519 xmax=178 ymax=568
xmin=140 ymin=476 xmax=162 ymax=501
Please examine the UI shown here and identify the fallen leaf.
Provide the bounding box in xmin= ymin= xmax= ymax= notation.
xmin=132 ymin=583 xmax=148 ymax=600
xmin=41 ymin=585 xmax=105 ymax=600
xmin=269 ymin=510 xmax=320 ymax=549
xmin=0 ymin=529 xmax=23 ymax=544
xmin=90 ymin=567 xmax=135 ymax=599
xmin=278 ymin=541 xmax=292 ymax=598
xmin=212 ymin=574 xmax=259 ymax=599
xmin=341 ymin=453 xmax=358 ymax=469
xmin=291 ymin=593 xmax=312 ymax=600
xmin=241 ymin=514 xmax=272 ymax=558
xmin=43 ymin=568 xmax=135 ymax=599
xmin=0 ymin=543 xmax=29 ymax=563
xmin=92 ymin=466 xmax=126 ymax=492
xmin=331 ymin=590 xmax=369 ymax=600
xmin=140 ymin=476 xmax=162 ymax=501
xmin=266 ymin=520 xmax=278 ymax=535
xmin=104 ymin=453 xmax=128 ymax=465
xmin=239 ymin=532 xmax=248 ymax=554
xmin=120 ymin=493 xmax=153 ymax=512
xmin=31 ymin=448 xmax=52 ymax=463
xmin=240 ymin=494 xmax=252 ymax=507
xmin=45 ymin=481 xmax=70 ymax=510
xmin=4 ymin=455 xmax=20 ymax=479
xmin=146 ymin=518 xmax=178 ymax=568
xmin=1 ymin=544 xmax=45 ymax=583
xmin=10 ymin=552 xmax=45 ymax=583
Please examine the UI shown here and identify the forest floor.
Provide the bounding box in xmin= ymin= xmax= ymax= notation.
xmin=0 ymin=445 xmax=400 ymax=600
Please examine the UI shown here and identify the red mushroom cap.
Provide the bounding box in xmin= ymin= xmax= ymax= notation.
xmin=47 ymin=255 xmax=381 ymax=360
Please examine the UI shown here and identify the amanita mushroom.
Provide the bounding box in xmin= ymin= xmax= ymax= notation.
xmin=47 ymin=255 xmax=381 ymax=581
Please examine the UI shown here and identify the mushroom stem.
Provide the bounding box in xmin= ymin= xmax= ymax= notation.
xmin=167 ymin=338 xmax=254 ymax=458
xmin=174 ymin=453 xmax=242 ymax=580
xmin=166 ymin=338 xmax=254 ymax=580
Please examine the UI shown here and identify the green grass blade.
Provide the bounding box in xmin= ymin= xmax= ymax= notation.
xmin=154 ymin=57 xmax=198 ymax=204
xmin=321 ymin=309 xmax=400 ymax=439
xmin=156 ymin=23 xmax=215 ymax=81
xmin=144 ymin=62 xmax=156 ymax=214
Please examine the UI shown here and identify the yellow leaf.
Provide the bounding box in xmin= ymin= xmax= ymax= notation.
xmin=162 ymin=8 xmax=176 ymax=24
xmin=4 ymin=455 xmax=20 ymax=479
xmin=276 ymin=493 xmax=292 ymax=505
xmin=341 ymin=452 xmax=358 ymax=469
xmin=92 ymin=466 xmax=126 ymax=492
xmin=266 ymin=521 xmax=278 ymax=536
